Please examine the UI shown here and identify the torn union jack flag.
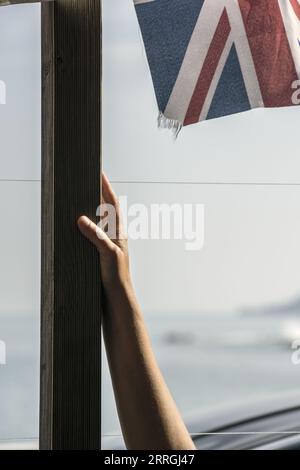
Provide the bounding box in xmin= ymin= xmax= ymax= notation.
xmin=133 ymin=0 xmax=300 ymax=129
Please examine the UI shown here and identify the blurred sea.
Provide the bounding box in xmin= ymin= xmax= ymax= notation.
xmin=1 ymin=311 xmax=300 ymax=441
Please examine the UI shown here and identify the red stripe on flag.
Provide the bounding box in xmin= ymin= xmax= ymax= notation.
xmin=184 ymin=8 xmax=231 ymax=126
xmin=290 ymin=0 xmax=300 ymax=20
xmin=239 ymin=0 xmax=298 ymax=108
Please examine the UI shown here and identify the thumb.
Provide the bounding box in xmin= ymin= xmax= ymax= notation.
xmin=77 ymin=216 xmax=117 ymax=254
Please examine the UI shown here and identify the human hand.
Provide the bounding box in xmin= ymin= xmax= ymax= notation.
xmin=77 ymin=173 xmax=132 ymax=297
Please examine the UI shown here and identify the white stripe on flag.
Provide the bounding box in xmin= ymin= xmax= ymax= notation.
xmin=134 ymin=0 xmax=155 ymax=4
xmin=165 ymin=0 xmax=263 ymax=123
xmin=225 ymin=0 xmax=263 ymax=109
xmin=278 ymin=0 xmax=300 ymax=80
xmin=164 ymin=0 xmax=227 ymax=123
xmin=198 ymin=34 xmax=234 ymax=122
xmin=199 ymin=0 xmax=264 ymax=121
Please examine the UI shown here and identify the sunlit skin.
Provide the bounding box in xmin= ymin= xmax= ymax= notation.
xmin=77 ymin=173 xmax=195 ymax=451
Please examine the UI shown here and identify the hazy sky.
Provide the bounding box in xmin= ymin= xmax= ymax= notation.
xmin=0 ymin=4 xmax=41 ymax=443
xmin=0 ymin=4 xmax=40 ymax=315
xmin=0 ymin=1 xmax=300 ymax=316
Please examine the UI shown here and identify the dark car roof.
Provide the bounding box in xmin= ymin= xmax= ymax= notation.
xmin=188 ymin=390 xmax=300 ymax=450
xmin=102 ymin=390 xmax=300 ymax=450
xmin=185 ymin=390 xmax=300 ymax=435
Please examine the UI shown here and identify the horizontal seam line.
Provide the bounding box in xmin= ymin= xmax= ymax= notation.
xmin=110 ymin=180 xmax=300 ymax=187
xmin=102 ymin=431 xmax=300 ymax=437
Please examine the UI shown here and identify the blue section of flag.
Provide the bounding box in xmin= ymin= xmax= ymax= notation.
xmin=135 ymin=0 xmax=205 ymax=112
xmin=207 ymin=45 xmax=251 ymax=120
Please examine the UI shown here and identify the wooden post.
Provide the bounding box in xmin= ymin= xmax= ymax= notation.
xmin=40 ymin=0 xmax=102 ymax=450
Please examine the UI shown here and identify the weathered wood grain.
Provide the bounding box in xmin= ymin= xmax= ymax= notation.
xmin=40 ymin=0 xmax=102 ymax=450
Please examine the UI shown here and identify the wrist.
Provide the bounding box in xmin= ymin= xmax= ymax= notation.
xmin=103 ymin=278 xmax=138 ymax=313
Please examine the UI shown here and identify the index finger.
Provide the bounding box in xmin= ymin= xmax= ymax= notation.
xmin=102 ymin=172 xmax=119 ymax=208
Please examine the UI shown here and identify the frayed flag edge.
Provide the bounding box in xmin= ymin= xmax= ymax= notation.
xmin=157 ymin=112 xmax=183 ymax=138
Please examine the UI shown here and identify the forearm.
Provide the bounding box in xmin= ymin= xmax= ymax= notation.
xmin=102 ymin=283 xmax=196 ymax=451
xmin=78 ymin=174 xmax=195 ymax=450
